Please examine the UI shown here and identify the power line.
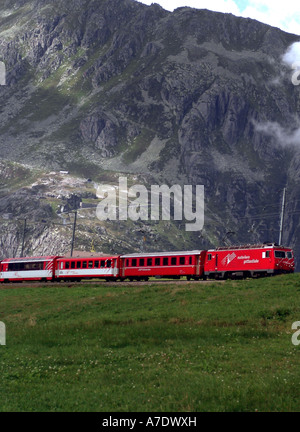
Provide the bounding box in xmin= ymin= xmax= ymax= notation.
xmin=279 ymin=188 xmax=286 ymax=245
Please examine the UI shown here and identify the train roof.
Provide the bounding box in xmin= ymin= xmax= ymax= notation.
xmin=121 ymin=250 xmax=204 ymax=258
xmin=1 ymin=256 xmax=61 ymax=263
xmin=58 ymin=255 xmax=119 ymax=260
xmin=208 ymin=243 xmax=292 ymax=252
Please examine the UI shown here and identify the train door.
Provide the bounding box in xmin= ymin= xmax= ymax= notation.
xmin=215 ymin=254 xmax=218 ymax=271
xmin=120 ymin=258 xmax=126 ymax=278
xmin=196 ymin=255 xmax=200 ymax=276
xmin=113 ymin=258 xmax=119 ymax=278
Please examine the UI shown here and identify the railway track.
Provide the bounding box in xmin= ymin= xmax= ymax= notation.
xmin=0 ymin=278 xmax=225 ymax=290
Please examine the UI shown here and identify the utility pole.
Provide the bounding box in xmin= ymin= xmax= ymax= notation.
xmin=20 ymin=218 xmax=27 ymax=258
xmin=279 ymin=188 xmax=286 ymax=245
xmin=70 ymin=211 xmax=77 ymax=257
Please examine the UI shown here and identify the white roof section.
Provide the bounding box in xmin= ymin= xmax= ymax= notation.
xmin=121 ymin=250 xmax=203 ymax=258
xmin=2 ymin=256 xmax=59 ymax=263
xmin=208 ymin=243 xmax=290 ymax=252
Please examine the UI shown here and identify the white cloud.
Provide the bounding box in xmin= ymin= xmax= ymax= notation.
xmin=240 ymin=1 xmax=300 ymax=35
xmin=254 ymin=120 xmax=300 ymax=147
xmin=282 ymin=42 xmax=300 ymax=67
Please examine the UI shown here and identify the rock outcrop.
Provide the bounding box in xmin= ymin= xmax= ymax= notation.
xmin=1 ymin=0 xmax=300 ymax=266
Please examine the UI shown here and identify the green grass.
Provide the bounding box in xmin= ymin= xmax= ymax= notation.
xmin=1 ymin=274 xmax=300 ymax=412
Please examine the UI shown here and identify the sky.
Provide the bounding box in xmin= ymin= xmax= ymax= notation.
xmin=136 ymin=0 xmax=300 ymax=36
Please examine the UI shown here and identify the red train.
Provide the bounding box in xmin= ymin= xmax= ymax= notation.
xmin=0 ymin=243 xmax=295 ymax=283
xmin=204 ymin=244 xmax=295 ymax=279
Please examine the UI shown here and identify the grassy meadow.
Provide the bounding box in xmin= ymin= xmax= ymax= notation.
xmin=0 ymin=274 xmax=300 ymax=412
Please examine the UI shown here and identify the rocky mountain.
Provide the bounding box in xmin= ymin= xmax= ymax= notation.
xmin=1 ymin=0 xmax=300 ymax=267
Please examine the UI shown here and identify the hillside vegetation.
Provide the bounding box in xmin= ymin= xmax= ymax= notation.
xmin=1 ymin=274 xmax=300 ymax=412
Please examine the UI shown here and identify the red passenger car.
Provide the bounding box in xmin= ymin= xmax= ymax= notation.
xmin=55 ymin=256 xmax=121 ymax=281
xmin=120 ymin=250 xmax=206 ymax=281
xmin=0 ymin=256 xmax=60 ymax=282
xmin=204 ymin=243 xmax=295 ymax=279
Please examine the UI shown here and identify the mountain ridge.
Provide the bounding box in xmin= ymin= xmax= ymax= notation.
xmin=1 ymin=0 xmax=300 ymax=266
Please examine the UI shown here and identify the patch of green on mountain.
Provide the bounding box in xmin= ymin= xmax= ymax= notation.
xmin=121 ymin=129 xmax=155 ymax=164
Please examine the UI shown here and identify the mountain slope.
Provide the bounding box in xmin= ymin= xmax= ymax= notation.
xmin=1 ymin=0 xmax=300 ymax=265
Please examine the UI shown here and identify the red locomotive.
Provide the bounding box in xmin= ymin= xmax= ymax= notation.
xmin=0 ymin=243 xmax=295 ymax=283
xmin=204 ymin=243 xmax=295 ymax=279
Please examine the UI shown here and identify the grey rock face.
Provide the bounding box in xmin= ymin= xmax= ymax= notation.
xmin=0 ymin=0 xmax=300 ymax=266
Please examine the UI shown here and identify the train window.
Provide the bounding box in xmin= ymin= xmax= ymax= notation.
xmin=35 ymin=262 xmax=43 ymax=270
xmin=171 ymin=257 xmax=177 ymax=265
xmin=19 ymin=262 xmax=44 ymax=271
xmin=147 ymin=258 xmax=152 ymax=266
xmin=163 ymin=257 xmax=168 ymax=266
xmin=65 ymin=262 xmax=70 ymax=269
xmin=76 ymin=261 xmax=81 ymax=269
xmin=107 ymin=260 xmax=112 ymax=268
xmin=179 ymin=257 xmax=185 ymax=265
xmin=132 ymin=259 xmax=137 ymax=267
xmin=101 ymin=260 xmax=105 ymax=268
xmin=82 ymin=261 xmax=87 ymax=269
xmin=155 ymin=258 xmax=160 ymax=266
xmin=287 ymin=252 xmax=293 ymax=259
xmin=94 ymin=261 xmax=99 ymax=268
xmin=189 ymin=257 xmax=193 ymax=265
xmin=71 ymin=261 xmax=76 ymax=269
xmin=126 ymin=259 xmax=129 ymax=267
xmin=140 ymin=259 xmax=145 ymax=266
xmin=88 ymin=261 xmax=93 ymax=268
xmin=207 ymin=254 xmax=212 ymax=261
xmin=275 ymin=251 xmax=286 ymax=258
xmin=266 ymin=251 xmax=270 ymax=258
